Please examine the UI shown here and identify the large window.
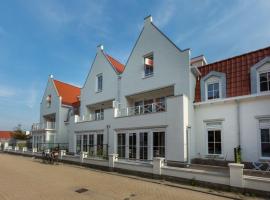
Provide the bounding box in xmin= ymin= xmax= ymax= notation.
xmin=153 ymin=132 xmax=165 ymax=157
xmin=76 ymin=135 xmax=82 ymax=154
xmin=117 ymin=133 xmax=126 ymax=158
xmin=208 ymin=130 xmax=222 ymax=155
xmin=96 ymin=74 xmax=103 ymax=92
xmin=259 ymin=72 xmax=270 ymax=92
xmin=82 ymin=135 xmax=88 ymax=152
xmin=129 ymin=133 xmax=136 ymax=159
xmin=140 ymin=132 xmax=148 ymax=160
xmin=95 ymin=109 xmax=104 ymax=120
xmin=207 ymin=82 xmax=220 ymax=100
xmin=97 ymin=134 xmax=104 ymax=156
xmin=144 ymin=54 xmax=154 ymax=77
xmin=261 ymin=128 xmax=270 ymax=157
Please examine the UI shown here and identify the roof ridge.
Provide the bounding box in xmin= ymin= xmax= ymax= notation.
xmin=200 ymin=45 xmax=270 ymax=68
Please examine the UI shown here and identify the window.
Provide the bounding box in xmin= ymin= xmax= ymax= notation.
xmin=117 ymin=133 xmax=126 ymax=158
xmin=129 ymin=133 xmax=136 ymax=159
xmin=259 ymin=119 xmax=270 ymax=158
xmin=96 ymin=74 xmax=103 ymax=92
xmin=88 ymin=135 xmax=94 ymax=156
xmin=153 ymin=132 xmax=165 ymax=157
xmin=144 ymin=54 xmax=154 ymax=77
xmin=97 ymin=134 xmax=104 ymax=156
xmin=83 ymin=135 xmax=88 ymax=152
xmin=95 ymin=109 xmax=104 ymax=120
xmin=261 ymin=128 xmax=270 ymax=157
xmin=207 ymin=82 xmax=220 ymax=100
xmin=76 ymin=135 xmax=82 ymax=154
xmin=140 ymin=132 xmax=148 ymax=160
xmin=259 ymin=72 xmax=270 ymax=92
xmin=208 ymin=130 xmax=222 ymax=155
xmin=144 ymin=99 xmax=154 ymax=113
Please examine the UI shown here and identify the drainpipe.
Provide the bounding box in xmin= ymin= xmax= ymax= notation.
xmin=106 ymin=125 xmax=110 ymax=155
xmin=236 ymin=100 xmax=241 ymax=148
xmin=186 ymin=126 xmax=191 ymax=166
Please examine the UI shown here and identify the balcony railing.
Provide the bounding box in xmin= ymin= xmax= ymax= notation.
xmin=76 ymin=113 xmax=104 ymax=123
xmin=32 ymin=122 xmax=56 ymax=131
xmin=116 ymin=102 xmax=166 ymax=117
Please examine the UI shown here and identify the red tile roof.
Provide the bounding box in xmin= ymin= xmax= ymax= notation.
xmin=195 ymin=46 xmax=270 ymax=102
xmin=105 ymin=54 xmax=125 ymax=73
xmin=53 ymin=80 xmax=81 ymax=106
xmin=0 ymin=131 xmax=13 ymax=139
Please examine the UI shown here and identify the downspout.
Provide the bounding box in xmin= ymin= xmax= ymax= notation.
xmin=236 ymin=100 xmax=241 ymax=148
xmin=186 ymin=126 xmax=191 ymax=166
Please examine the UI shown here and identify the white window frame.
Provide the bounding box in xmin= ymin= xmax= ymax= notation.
xmin=143 ymin=53 xmax=154 ymax=78
xmin=205 ymin=121 xmax=223 ymax=157
xmin=205 ymin=77 xmax=221 ymax=101
xmin=258 ymin=119 xmax=270 ymax=159
xmin=96 ymin=73 xmax=103 ymax=93
xmin=257 ymin=70 xmax=270 ymax=93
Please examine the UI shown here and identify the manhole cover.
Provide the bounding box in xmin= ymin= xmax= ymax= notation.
xmin=75 ymin=188 xmax=88 ymax=193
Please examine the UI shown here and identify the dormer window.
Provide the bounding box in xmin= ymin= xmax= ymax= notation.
xmin=259 ymin=72 xmax=270 ymax=92
xmin=207 ymin=82 xmax=220 ymax=100
xmin=200 ymin=71 xmax=226 ymax=101
xmin=144 ymin=54 xmax=154 ymax=77
xmin=96 ymin=74 xmax=103 ymax=92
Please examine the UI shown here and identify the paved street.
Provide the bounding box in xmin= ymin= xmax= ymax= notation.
xmin=0 ymin=154 xmax=247 ymax=200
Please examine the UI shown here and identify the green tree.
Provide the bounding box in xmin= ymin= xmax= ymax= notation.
xmin=12 ymin=124 xmax=27 ymax=140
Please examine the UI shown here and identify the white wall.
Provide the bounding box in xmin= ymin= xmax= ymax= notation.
xmin=81 ymin=48 xmax=119 ymax=116
xmin=120 ymin=19 xmax=190 ymax=107
xmin=194 ymin=95 xmax=270 ymax=162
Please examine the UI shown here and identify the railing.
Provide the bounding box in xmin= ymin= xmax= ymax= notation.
xmin=77 ymin=112 xmax=104 ymax=123
xmin=76 ymin=144 xmax=108 ymax=159
xmin=116 ymin=145 xmax=165 ymax=160
xmin=32 ymin=122 xmax=56 ymax=131
xmin=34 ymin=143 xmax=69 ymax=152
xmin=116 ymin=102 xmax=166 ymax=117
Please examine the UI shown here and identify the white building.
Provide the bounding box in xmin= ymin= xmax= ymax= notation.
xmin=32 ymin=16 xmax=270 ymax=164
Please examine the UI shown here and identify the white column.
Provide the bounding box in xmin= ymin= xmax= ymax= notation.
xmin=228 ymin=163 xmax=244 ymax=188
xmin=136 ymin=132 xmax=140 ymax=160
xmin=109 ymin=153 xmax=118 ymax=168
xmin=22 ymin=147 xmax=27 ymax=152
xmin=148 ymin=131 xmax=153 ymax=160
xmin=153 ymin=157 xmax=165 ymax=175
xmin=80 ymin=151 xmax=88 ymax=163
xmin=125 ymin=133 xmax=129 ymax=159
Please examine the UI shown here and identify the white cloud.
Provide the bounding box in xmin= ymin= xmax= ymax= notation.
xmin=154 ymin=0 xmax=176 ymax=28
xmin=0 ymin=86 xmax=16 ymax=97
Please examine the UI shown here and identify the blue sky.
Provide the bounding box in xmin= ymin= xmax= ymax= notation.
xmin=0 ymin=0 xmax=270 ymax=130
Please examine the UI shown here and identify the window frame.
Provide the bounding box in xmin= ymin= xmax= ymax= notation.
xmin=258 ymin=71 xmax=270 ymax=93
xmin=205 ymin=122 xmax=223 ymax=157
xmin=143 ymin=53 xmax=154 ymax=78
xmin=258 ymin=119 xmax=270 ymax=159
xmin=205 ymin=78 xmax=221 ymax=101
xmin=96 ymin=73 xmax=103 ymax=93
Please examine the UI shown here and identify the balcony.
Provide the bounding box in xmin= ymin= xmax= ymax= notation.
xmin=116 ymin=102 xmax=166 ymax=118
xmin=32 ymin=122 xmax=56 ymax=131
xmin=76 ymin=112 xmax=104 ymax=123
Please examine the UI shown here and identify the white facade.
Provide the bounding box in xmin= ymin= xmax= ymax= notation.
xmin=32 ymin=16 xmax=270 ymax=164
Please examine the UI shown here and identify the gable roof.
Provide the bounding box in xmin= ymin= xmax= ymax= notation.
xmin=53 ymin=79 xmax=81 ymax=106
xmin=105 ymin=54 xmax=125 ymax=74
xmin=195 ymin=46 xmax=270 ymax=102
xmin=0 ymin=131 xmax=13 ymax=139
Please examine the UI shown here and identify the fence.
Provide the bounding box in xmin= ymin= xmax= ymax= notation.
xmin=36 ymin=143 xmax=69 ymax=152
xmin=3 ymin=148 xmax=270 ymax=194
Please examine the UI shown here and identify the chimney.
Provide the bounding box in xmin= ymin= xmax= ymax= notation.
xmin=97 ymin=44 xmax=104 ymax=51
xmin=144 ymin=15 xmax=153 ymax=26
